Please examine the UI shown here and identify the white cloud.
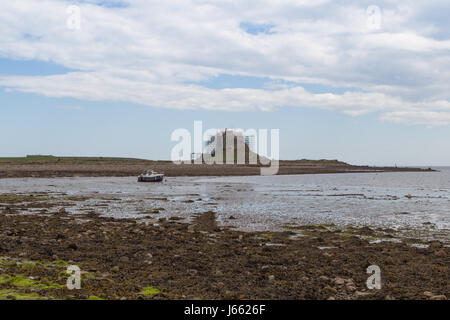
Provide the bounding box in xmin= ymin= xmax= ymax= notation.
xmin=381 ymin=111 xmax=450 ymax=126
xmin=0 ymin=0 xmax=449 ymax=125
xmin=57 ymin=105 xmax=84 ymax=111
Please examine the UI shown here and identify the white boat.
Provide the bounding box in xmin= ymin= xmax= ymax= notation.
xmin=138 ymin=170 xmax=164 ymax=182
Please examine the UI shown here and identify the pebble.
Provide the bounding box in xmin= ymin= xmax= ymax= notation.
xmin=430 ymin=295 xmax=447 ymax=300
xmin=334 ymin=277 xmax=346 ymax=285
xmin=187 ymin=226 xmax=195 ymax=233
xmin=111 ymin=266 xmax=120 ymax=272
xmin=188 ymin=269 xmax=198 ymax=276
xmin=355 ymin=291 xmax=371 ymax=298
xmin=429 ymin=242 xmax=443 ymax=249
xmin=423 ymin=291 xmax=433 ymax=297
xmin=324 ymin=286 xmax=337 ymax=294
xmin=119 ymin=256 xmax=129 ymax=263
xmin=268 ymin=275 xmax=275 ymax=282
xmin=434 ymin=250 xmax=446 ymax=258
xmin=345 ymin=278 xmax=355 ymax=285
xmin=224 ymin=290 xmax=235 ymax=298
xmin=346 ymin=284 xmax=357 ymax=292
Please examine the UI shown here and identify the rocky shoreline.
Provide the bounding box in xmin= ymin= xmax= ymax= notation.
xmin=0 ymin=161 xmax=433 ymax=179
xmin=0 ymin=208 xmax=448 ymax=300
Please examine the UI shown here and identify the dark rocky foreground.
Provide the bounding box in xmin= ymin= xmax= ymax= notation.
xmin=0 ymin=209 xmax=448 ymax=300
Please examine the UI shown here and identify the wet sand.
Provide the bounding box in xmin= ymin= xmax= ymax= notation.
xmin=1 ymin=176 xmax=448 ymax=241
xmin=0 ymin=207 xmax=448 ymax=300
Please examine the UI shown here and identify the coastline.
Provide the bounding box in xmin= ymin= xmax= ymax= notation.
xmin=0 ymin=161 xmax=434 ymax=179
xmin=0 ymin=160 xmax=446 ymax=300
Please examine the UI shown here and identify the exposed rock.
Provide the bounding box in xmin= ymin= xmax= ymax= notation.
xmin=324 ymin=286 xmax=337 ymax=294
xmin=434 ymin=250 xmax=447 ymax=258
xmin=0 ymin=201 xmax=448 ymax=300
xmin=430 ymin=295 xmax=447 ymax=300
xmin=346 ymin=284 xmax=357 ymax=292
xmin=423 ymin=291 xmax=433 ymax=297
xmin=334 ymin=277 xmax=346 ymax=286
xmin=119 ymin=256 xmax=129 ymax=263
xmin=188 ymin=269 xmax=198 ymax=276
xmin=429 ymin=242 xmax=443 ymax=249
xmin=355 ymin=291 xmax=371 ymax=298
xmin=68 ymin=243 xmax=78 ymax=250
xmin=345 ymin=278 xmax=355 ymax=285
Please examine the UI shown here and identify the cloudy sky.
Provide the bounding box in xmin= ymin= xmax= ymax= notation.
xmin=1 ymin=0 xmax=449 ymax=165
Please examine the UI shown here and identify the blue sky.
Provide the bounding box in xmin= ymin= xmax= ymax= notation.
xmin=1 ymin=1 xmax=449 ymax=166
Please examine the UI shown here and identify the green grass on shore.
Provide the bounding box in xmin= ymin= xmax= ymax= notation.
xmin=283 ymin=159 xmax=350 ymax=166
xmin=0 ymin=156 xmax=161 ymax=165
xmin=0 ymin=155 xmax=349 ymax=166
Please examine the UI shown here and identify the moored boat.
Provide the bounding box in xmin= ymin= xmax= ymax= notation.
xmin=138 ymin=170 xmax=164 ymax=182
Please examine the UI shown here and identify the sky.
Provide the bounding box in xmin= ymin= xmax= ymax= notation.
xmin=0 ymin=0 xmax=449 ymax=166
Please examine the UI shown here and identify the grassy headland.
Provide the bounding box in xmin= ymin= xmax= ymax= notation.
xmin=0 ymin=155 xmax=433 ymax=178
